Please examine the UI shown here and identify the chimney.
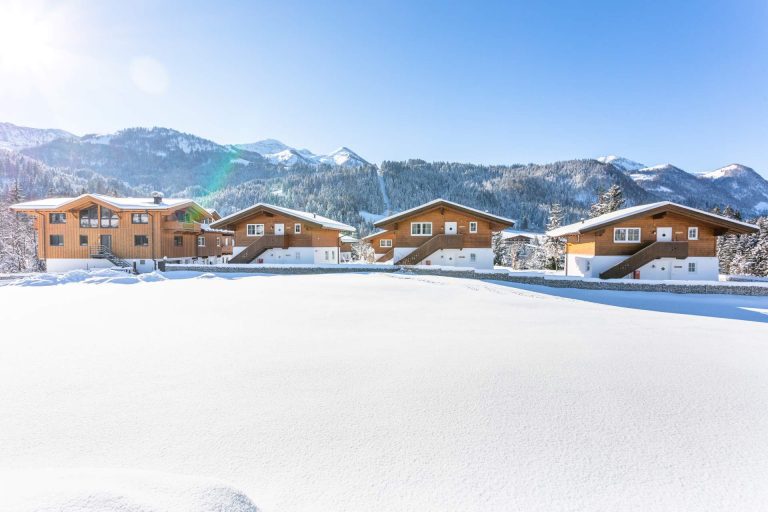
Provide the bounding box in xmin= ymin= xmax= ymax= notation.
xmin=151 ymin=191 xmax=164 ymax=205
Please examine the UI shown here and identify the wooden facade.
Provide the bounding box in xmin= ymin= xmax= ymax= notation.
xmin=12 ymin=194 xmax=233 ymax=269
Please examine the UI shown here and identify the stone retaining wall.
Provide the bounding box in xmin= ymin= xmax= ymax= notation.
xmin=162 ymin=263 xmax=768 ymax=296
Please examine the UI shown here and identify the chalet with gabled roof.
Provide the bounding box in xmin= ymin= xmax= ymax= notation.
xmin=11 ymin=193 xmax=234 ymax=273
xmin=547 ymin=201 xmax=759 ymax=280
xmin=209 ymin=203 xmax=355 ymax=264
xmin=372 ymin=199 xmax=514 ymax=268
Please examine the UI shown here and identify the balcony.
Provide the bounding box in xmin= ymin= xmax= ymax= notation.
xmin=163 ymin=220 xmax=201 ymax=232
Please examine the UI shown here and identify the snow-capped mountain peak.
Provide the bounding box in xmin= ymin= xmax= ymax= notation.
xmin=0 ymin=122 xmax=76 ymax=151
xmin=235 ymin=140 xmax=370 ymax=168
xmin=596 ymin=155 xmax=646 ymax=172
xmin=700 ymin=163 xmax=756 ymax=180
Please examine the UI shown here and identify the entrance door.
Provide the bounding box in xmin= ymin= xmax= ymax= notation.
xmin=445 ymin=222 xmax=457 ymax=235
xmin=274 ymin=223 xmax=285 ymax=235
xmin=657 ymin=227 xmax=672 ymax=242
xmin=100 ymin=234 xmax=112 ymax=250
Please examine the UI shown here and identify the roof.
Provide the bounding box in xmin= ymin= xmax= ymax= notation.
xmin=200 ymin=223 xmax=234 ymax=235
xmin=11 ymin=193 xmax=196 ymax=211
xmin=361 ymin=230 xmax=389 ymax=241
xmin=547 ymin=201 xmax=759 ymax=237
xmin=210 ymin=203 xmax=355 ymax=232
xmin=373 ymin=199 xmax=515 ymax=229
xmin=340 ymin=235 xmax=359 ymax=243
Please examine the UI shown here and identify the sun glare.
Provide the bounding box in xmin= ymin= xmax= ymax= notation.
xmin=0 ymin=3 xmax=66 ymax=79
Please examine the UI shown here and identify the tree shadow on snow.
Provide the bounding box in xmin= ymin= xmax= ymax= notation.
xmin=488 ymin=281 xmax=768 ymax=324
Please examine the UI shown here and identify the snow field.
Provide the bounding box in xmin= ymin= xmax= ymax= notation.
xmin=0 ymin=272 xmax=767 ymax=511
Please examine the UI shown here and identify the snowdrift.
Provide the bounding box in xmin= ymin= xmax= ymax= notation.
xmin=0 ymin=468 xmax=260 ymax=512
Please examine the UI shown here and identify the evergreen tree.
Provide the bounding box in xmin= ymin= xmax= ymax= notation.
xmin=543 ymin=203 xmax=565 ymax=270
xmin=589 ymin=184 xmax=625 ymax=218
xmin=492 ymin=231 xmax=506 ymax=266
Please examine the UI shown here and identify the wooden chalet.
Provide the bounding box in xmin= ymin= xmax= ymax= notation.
xmin=11 ymin=193 xmax=233 ymax=273
xmin=371 ymin=199 xmax=514 ymax=268
xmin=547 ymin=201 xmax=759 ymax=280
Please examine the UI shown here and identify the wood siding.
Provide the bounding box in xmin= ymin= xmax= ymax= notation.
xmin=22 ymin=201 xmax=231 ymax=262
xmin=224 ymin=212 xmax=341 ymax=248
xmin=565 ymin=212 xmax=717 ymax=257
xmin=382 ymin=206 xmax=496 ymax=248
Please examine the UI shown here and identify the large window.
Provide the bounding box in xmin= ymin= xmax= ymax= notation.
xmin=198 ymin=236 xmax=206 ymax=247
xmin=411 ymin=222 xmax=432 ymax=236
xmin=49 ymin=213 xmax=66 ymax=224
xmin=174 ymin=236 xmax=183 ymax=247
xmin=50 ymin=235 xmax=64 ymax=246
xmin=614 ymin=227 xmax=641 ymax=243
xmin=247 ymin=224 xmax=264 ymax=236
xmin=380 ymin=239 xmax=392 ymax=248
xmin=79 ymin=235 xmax=88 ymax=246
xmin=176 ymin=210 xmax=191 ymax=222
xmin=688 ymin=227 xmax=699 ymax=240
xmin=134 ymin=235 xmax=149 ymax=246
xmin=79 ymin=206 xmax=99 ymax=228
xmin=132 ymin=213 xmax=149 ymax=224
xmin=100 ymin=207 xmax=119 ymax=228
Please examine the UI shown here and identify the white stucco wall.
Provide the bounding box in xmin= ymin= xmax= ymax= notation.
xmin=242 ymin=247 xmax=339 ymax=265
xmin=566 ymin=255 xmax=719 ymax=281
xmin=44 ymin=258 xmax=156 ymax=273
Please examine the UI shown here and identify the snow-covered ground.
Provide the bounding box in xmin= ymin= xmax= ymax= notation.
xmin=1 ymin=272 xmax=768 ymax=511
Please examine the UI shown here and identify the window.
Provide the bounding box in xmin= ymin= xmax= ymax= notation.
xmin=50 ymin=235 xmax=64 ymax=246
xmin=224 ymin=237 xmax=229 ymax=246
xmin=79 ymin=235 xmax=88 ymax=246
xmin=469 ymin=221 xmax=478 ymax=233
xmin=470 ymin=253 xmax=477 ymax=262
xmin=198 ymin=236 xmax=205 ymax=247
xmin=100 ymin=207 xmax=119 ymax=228
xmin=411 ymin=222 xmax=432 ymax=236
xmin=294 ymin=223 xmax=302 ymax=234
xmin=324 ymin=251 xmax=330 ymax=260
xmin=688 ymin=227 xmax=699 ymax=240
xmin=49 ymin=213 xmax=66 ymax=224
xmin=380 ymin=239 xmax=393 ymax=248
xmin=688 ymin=262 xmax=697 ymax=273
xmin=175 ymin=210 xmax=190 ymax=222
xmin=247 ymin=224 xmax=264 ymax=236
xmin=216 ymin=237 xmax=221 ymax=247
xmin=132 ymin=213 xmax=149 ymax=224
xmin=79 ymin=206 xmax=98 ymax=228
xmin=295 ymin=252 xmax=301 ymax=260
xmin=614 ymin=227 xmax=641 ymax=243
xmin=134 ymin=235 xmax=149 ymax=246
xmin=174 ymin=236 xmax=183 ymax=247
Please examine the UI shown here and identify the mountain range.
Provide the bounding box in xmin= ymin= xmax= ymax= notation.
xmin=1 ymin=121 xmax=766 ymax=234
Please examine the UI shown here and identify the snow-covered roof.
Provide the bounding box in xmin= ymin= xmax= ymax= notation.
xmin=200 ymin=224 xmax=234 ymax=235
xmin=547 ymin=201 xmax=758 ymax=237
xmin=11 ymin=193 xmax=196 ymax=211
xmin=374 ymin=199 xmax=515 ymax=228
xmin=340 ymin=235 xmax=359 ymax=243
xmin=210 ymin=203 xmax=355 ymax=232
xmin=361 ymin=230 xmax=388 ymax=240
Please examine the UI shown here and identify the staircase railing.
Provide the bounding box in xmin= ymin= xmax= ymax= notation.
xmin=599 ymin=241 xmax=689 ymax=279
xmin=229 ymin=235 xmax=286 ymax=264
xmin=88 ymin=245 xmax=133 ymax=270
xmin=395 ymin=234 xmax=464 ymax=265
xmin=376 ymin=247 xmax=394 ymax=262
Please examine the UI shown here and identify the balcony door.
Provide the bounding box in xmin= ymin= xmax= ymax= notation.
xmin=445 ymin=222 xmax=457 ymax=235
xmin=657 ymin=227 xmax=672 ymax=242
xmin=100 ymin=234 xmax=112 ymax=250
xmin=274 ymin=223 xmax=285 ymax=235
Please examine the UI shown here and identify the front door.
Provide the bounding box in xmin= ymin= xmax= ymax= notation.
xmin=274 ymin=223 xmax=285 ymax=235
xmin=445 ymin=222 xmax=457 ymax=235
xmin=657 ymin=227 xmax=672 ymax=242
xmin=100 ymin=234 xmax=112 ymax=250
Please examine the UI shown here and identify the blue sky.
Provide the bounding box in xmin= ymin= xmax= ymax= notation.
xmin=1 ymin=0 xmax=766 ymax=174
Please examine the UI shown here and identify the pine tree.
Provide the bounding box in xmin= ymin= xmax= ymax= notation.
xmin=492 ymin=231 xmax=506 ymax=266
xmin=589 ymin=184 xmax=625 ymax=218
xmin=543 ymin=203 xmax=565 ymax=270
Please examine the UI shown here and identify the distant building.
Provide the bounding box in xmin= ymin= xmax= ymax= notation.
xmin=11 ymin=193 xmax=233 ymax=273
xmin=339 ymin=235 xmax=358 ymax=263
xmin=547 ymin=201 xmax=758 ymax=280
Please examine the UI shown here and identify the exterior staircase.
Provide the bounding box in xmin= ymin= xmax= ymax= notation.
xmin=395 ymin=234 xmax=464 ymax=265
xmin=599 ymin=241 xmax=689 ymax=279
xmin=89 ymin=245 xmax=134 ymax=272
xmin=376 ymin=247 xmax=394 ymax=262
xmin=229 ymin=235 xmax=287 ymax=264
